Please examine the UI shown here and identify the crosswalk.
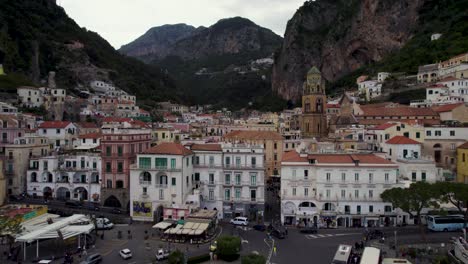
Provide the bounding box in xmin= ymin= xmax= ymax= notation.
xmin=305 ymin=233 xmax=360 ymax=239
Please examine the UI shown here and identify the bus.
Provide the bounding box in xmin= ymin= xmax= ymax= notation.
xmin=360 ymin=247 xmax=380 ymax=264
xmin=427 ymin=215 xmax=465 ymax=232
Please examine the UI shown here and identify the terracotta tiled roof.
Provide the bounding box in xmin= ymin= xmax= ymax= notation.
xmin=359 ymin=102 xmax=400 ymax=109
xmin=371 ymin=123 xmax=397 ymax=130
xmin=78 ymin=132 xmax=101 ymax=139
xmin=360 ymin=106 xmax=438 ymax=117
xmin=426 ymin=84 xmax=446 ymax=89
xmin=327 ymin=103 xmax=341 ymax=108
xmin=38 ymin=121 xmax=72 ymax=129
xmin=386 ymin=136 xmax=421 ymax=145
xmin=144 ymin=142 xmax=193 ymax=156
xmin=190 ymin=144 xmax=222 ymax=151
xmin=438 ymin=76 xmax=460 ymax=82
xmin=130 ymin=120 xmax=150 ymax=128
xmin=359 ymin=119 xmax=440 ymax=126
xmin=432 ymin=103 xmax=464 ymax=113
xmin=224 ymin=130 xmax=284 ymax=140
xmin=102 ymin=117 xmax=132 ymax=123
xmin=282 ymin=151 xmax=308 ymax=162
xmin=307 ymin=154 xmax=395 ymax=165
xmin=76 ymin=122 xmax=99 ymax=128
xmin=458 ymin=142 xmax=468 ymax=149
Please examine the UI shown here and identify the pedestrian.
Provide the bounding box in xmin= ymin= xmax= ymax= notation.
xmin=273 ymin=245 xmax=277 ymax=256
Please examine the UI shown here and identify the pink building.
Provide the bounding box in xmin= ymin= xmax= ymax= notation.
xmin=100 ymin=117 xmax=151 ymax=209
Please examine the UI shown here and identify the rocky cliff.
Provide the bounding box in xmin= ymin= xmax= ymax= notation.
xmin=272 ymin=0 xmax=424 ymax=102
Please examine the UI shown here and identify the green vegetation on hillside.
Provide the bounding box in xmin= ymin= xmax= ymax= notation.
xmin=0 ymin=0 xmax=177 ymax=102
xmin=330 ymin=0 xmax=468 ymax=92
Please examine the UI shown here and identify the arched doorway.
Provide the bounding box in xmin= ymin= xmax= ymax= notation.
xmin=74 ymin=187 xmax=88 ymax=201
xmin=43 ymin=187 xmax=52 ymax=199
xmin=104 ymin=195 xmax=122 ymax=208
xmin=322 ymin=202 xmax=336 ymax=211
xmin=56 ymin=187 xmax=70 ymax=200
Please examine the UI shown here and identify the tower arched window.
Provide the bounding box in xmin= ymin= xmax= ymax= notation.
xmin=305 ymin=99 xmax=311 ymax=112
xmin=316 ymin=98 xmax=323 ymax=113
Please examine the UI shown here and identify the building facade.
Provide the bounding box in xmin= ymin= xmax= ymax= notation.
xmin=300 ymin=66 xmax=328 ymax=138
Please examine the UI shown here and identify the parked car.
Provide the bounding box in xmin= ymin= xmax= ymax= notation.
xmin=119 ymin=249 xmax=132 ymax=260
xmin=111 ymin=208 xmax=122 ymax=214
xmin=96 ymin=218 xmax=114 ymax=230
xmin=230 ymin=217 xmax=249 ymax=226
xmin=155 ymin=249 xmax=170 ymax=261
xmin=65 ymin=200 xmax=83 ymax=208
xmin=85 ymin=202 xmax=100 ymax=211
xmin=300 ymin=226 xmax=318 ymax=234
xmin=253 ymin=224 xmax=266 ymax=232
xmin=79 ymin=253 xmax=102 ymax=264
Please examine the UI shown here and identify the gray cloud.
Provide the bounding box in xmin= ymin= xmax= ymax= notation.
xmin=59 ymin=0 xmax=305 ymax=48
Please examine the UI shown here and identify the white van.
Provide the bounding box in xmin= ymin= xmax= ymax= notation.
xmin=360 ymin=247 xmax=380 ymax=264
xmin=331 ymin=244 xmax=352 ymax=264
xmin=230 ymin=217 xmax=249 ymax=226
xmin=96 ymin=218 xmax=114 ymax=230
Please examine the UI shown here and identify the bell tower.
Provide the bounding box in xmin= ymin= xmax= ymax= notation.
xmin=300 ymin=66 xmax=328 ymax=138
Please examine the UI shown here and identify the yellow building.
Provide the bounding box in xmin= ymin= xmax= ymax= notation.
xmin=152 ymin=127 xmax=176 ymax=144
xmin=300 ymin=66 xmax=327 ymax=138
xmin=457 ymin=142 xmax=468 ymax=183
xmin=0 ymin=64 xmax=5 ymax=75
xmin=224 ymin=131 xmax=284 ymax=178
xmin=370 ymin=122 xmax=425 ymax=152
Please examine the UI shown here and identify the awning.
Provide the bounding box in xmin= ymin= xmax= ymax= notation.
xmin=184 ymin=222 xmax=194 ymax=229
xmin=181 ymin=229 xmax=192 ymax=235
xmin=164 ymin=228 xmax=173 ymax=234
xmin=192 ymin=223 xmax=200 ymax=230
xmin=152 ymin=222 xmax=172 ymax=230
xmin=194 ymin=229 xmax=204 ymax=235
xmin=197 ymin=223 xmax=209 ymax=232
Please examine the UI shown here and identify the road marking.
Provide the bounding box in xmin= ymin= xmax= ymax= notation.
xmin=305 ymin=233 xmax=361 ymax=240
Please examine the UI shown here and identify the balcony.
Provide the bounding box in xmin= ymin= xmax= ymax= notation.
xmin=155 ymin=184 xmax=168 ymax=188
xmin=139 ymin=180 xmax=151 ymax=185
xmin=131 ymin=164 xmax=181 ymax=172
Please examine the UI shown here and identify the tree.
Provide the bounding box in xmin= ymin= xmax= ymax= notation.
xmin=381 ymin=182 xmax=438 ymax=240
xmin=0 ymin=215 xmax=24 ymax=249
xmin=217 ymin=235 xmax=241 ymax=261
xmin=433 ymin=182 xmax=468 ymax=227
xmin=242 ymin=253 xmax=266 ymax=264
xmin=168 ymin=250 xmax=184 ymax=264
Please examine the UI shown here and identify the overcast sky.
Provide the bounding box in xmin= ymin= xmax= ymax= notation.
xmin=59 ymin=0 xmax=305 ymax=49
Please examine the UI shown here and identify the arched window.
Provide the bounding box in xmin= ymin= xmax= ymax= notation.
xmin=31 ymin=172 xmax=37 ymax=182
xmin=159 ymin=175 xmax=168 ymax=186
xmin=316 ymin=98 xmax=323 ymax=113
xmin=305 ymin=99 xmax=310 ymax=112
xmin=140 ymin=171 xmax=151 ymax=183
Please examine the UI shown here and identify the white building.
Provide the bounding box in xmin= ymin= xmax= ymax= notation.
xmin=27 ymin=154 xmax=101 ymax=201
xmin=37 ymin=121 xmax=77 ymax=149
xmin=358 ymin=80 xmax=382 ymax=101
xmin=377 ymin=72 xmax=390 ymax=82
xmin=17 ymin=86 xmax=44 ymax=108
xmin=191 ymin=143 xmax=265 ymax=220
xmin=281 ymin=151 xmax=400 ymax=228
xmin=431 ymin=33 xmax=442 ymax=41
xmin=73 ymin=133 xmax=101 ymax=150
xmin=129 ymin=142 xmax=197 ymax=221
xmin=383 ymin=136 xmax=421 ymax=161
xmin=396 ymin=159 xmax=438 ymax=183
xmin=90 ymin=81 xmax=116 ymax=94
xmin=0 ymin=102 xmax=18 ymax=114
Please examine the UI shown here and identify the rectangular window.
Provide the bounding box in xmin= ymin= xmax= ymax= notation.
xmin=369 ymin=173 xmax=373 ymax=183
xmin=106 ymin=146 xmax=111 ymax=156
xmin=435 ymin=130 xmax=441 ymax=136
xmin=186 ymin=158 xmax=189 ymax=167
xmin=304 ymin=170 xmax=308 ymax=180
xmin=56 ymin=129 xmax=60 ymax=134
xmin=225 ymin=174 xmax=231 ymax=185
xmin=385 ymin=205 xmax=392 ymax=212
xmin=106 ymin=180 xmax=112 ymax=188
xmin=159 ymin=189 xmax=164 ymax=200
xmin=422 ymin=172 xmax=426 ymax=181
xmin=209 ymin=156 xmax=214 ymax=166
xmin=369 ymin=190 xmax=373 ymax=199
xmin=385 ymin=173 xmax=389 ymax=182
xmin=451 ymin=143 xmax=456 ymax=150
xmin=235 ymin=157 xmax=241 ymax=167
xmin=250 ymin=173 xmax=257 ymax=186
xmin=250 ymin=189 xmax=256 ymax=202
xmin=450 ymin=130 xmax=455 ymax=136
xmin=139 ymin=157 xmax=151 ymax=169
xmin=369 ymin=205 xmax=374 ymax=213
xmin=292 ymin=169 xmax=296 ymax=179
xmin=292 ymin=188 xmax=296 ymax=196
xmin=117 ymin=146 xmax=123 ymax=156
xmin=155 ymin=158 xmax=168 ymax=169
xmin=355 ymin=190 xmax=359 ymax=198
xmin=209 ymin=189 xmax=214 ymax=200
xmin=93 ymin=162 xmax=97 ymax=169
xmin=235 ymin=188 xmax=241 ymax=200
xmin=171 ymin=158 xmax=176 ymax=169
xmin=341 ymin=173 xmax=346 ymax=182
xmin=412 ymin=172 xmax=417 ymax=181
xmin=426 ymin=130 xmax=431 ymax=136
xmin=209 ymin=173 xmax=214 ymax=184
xmin=274 ymin=143 xmax=277 ymax=149
xmin=326 ymin=189 xmax=330 ymax=198
xmin=117 ymin=162 xmax=123 ymax=173
xmin=225 ymin=157 xmax=231 ymax=167
xmin=235 ymin=174 xmax=241 ymax=185
xmin=274 ymin=154 xmax=278 ymax=161
xmin=357 ymin=205 xmax=361 ymax=214
xmin=251 ymin=157 xmax=256 ymax=168
xmin=224 ymin=189 xmax=231 ymax=200
xmin=416 ymin=132 xmax=420 ymax=138
xmin=326 ymin=173 xmax=331 ymax=182
xmin=305 ymin=188 xmax=309 ymax=197
xmin=341 ymin=190 xmax=346 ymax=198
xmin=142 ymin=187 xmax=147 ymax=195
xmin=106 ymin=162 xmax=111 ymax=173
xmin=172 ymin=177 xmax=176 ymax=186
xmin=43 ymin=161 xmax=48 ymax=170
xmin=355 ymin=173 xmax=359 ymax=182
